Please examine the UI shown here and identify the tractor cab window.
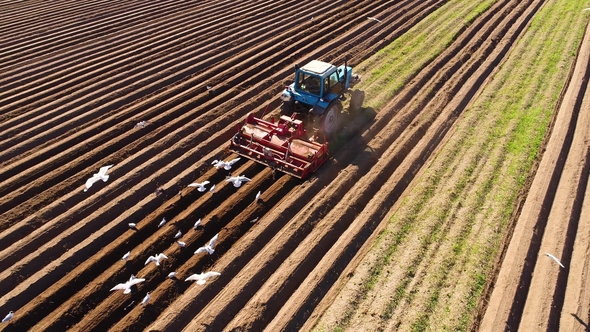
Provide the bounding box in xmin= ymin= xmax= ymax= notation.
xmin=296 ymin=72 xmax=321 ymax=96
xmin=326 ymin=71 xmax=343 ymax=95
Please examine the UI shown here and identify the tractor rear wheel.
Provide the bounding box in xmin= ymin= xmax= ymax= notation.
xmin=322 ymin=101 xmax=342 ymax=138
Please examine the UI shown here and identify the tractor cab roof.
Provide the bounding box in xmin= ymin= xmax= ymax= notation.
xmin=300 ymin=60 xmax=336 ymax=77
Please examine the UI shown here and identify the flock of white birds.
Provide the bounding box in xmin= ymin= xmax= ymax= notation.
xmin=2 ymin=150 xmax=261 ymax=323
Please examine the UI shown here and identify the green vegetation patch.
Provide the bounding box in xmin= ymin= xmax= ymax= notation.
xmin=314 ymin=0 xmax=589 ymax=331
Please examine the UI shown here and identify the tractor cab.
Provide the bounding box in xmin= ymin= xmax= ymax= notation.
xmin=294 ymin=60 xmax=342 ymax=98
xmin=280 ymin=60 xmax=355 ymax=120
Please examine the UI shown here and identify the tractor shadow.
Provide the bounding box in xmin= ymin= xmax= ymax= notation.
xmin=329 ymin=106 xmax=377 ymax=166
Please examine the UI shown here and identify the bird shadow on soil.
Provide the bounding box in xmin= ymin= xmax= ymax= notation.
xmin=571 ymin=313 xmax=590 ymax=331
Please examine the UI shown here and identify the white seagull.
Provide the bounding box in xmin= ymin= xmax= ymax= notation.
xmin=209 ymin=184 xmax=216 ymax=193
xmin=83 ymin=165 xmax=114 ymax=192
xmin=584 ymin=8 xmax=590 ymax=11
xmin=128 ymin=223 xmax=137 ymax=229
xmin=141 ymin=292 xmax=150 ymax=306
xmin=122 ymin=251 xmax=130 ymax=261
xmin=193 ymin=218 xmax=202 ymax=229
xmin=134 ymin=120 xmax=150 ymax=129
xmin=185 ymin=271 xmax=221 ymax=285
xmin=145 ymin=253 xmax=168 ymax=266
xmin=167 ymin=272 xmax=177 ymax=279
xmin=174 ymin=230 xmax=182 ymax=239
xmin=194 ymin=233 xmax=219 ymax=255
xmin=158 ymin=218 xmax=167 ymax=228
xmin=255 ymin=190 xmax=261 ymax=202
xmin=177 ymin=241 xmax=186 ymax=248
xmin=110 ymin=275 xmax=146 ymax=294
xmin=212 ymin=157 xmax=241 ymax=170
xmin=367 ymin=17 xmax=381 ymax=23
xmin=225 ymin=175 xmax=251 ymax=188
xmin=2 ymin=311 xmax=13 ymax=323
xmin=188 ymin=181 xmax=210 ymax=192
xmin=545 ymin=252 xmax=565 ymax=268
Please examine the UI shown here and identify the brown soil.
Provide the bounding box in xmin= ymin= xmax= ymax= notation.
xmin=1 ymin=1 xmax=588 ymax=331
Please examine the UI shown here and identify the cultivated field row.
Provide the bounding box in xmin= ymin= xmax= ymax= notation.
xmin=1 ymin=0 xmax=583 ymax=331
xmin=0 ymin=0 xmax=451 ymax=330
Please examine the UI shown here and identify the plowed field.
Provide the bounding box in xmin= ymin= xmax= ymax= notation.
xmin=1 ymin=0 xmax=589 ymax=331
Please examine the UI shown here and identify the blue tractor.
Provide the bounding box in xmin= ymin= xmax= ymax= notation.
xmin=279 ymin=59 xmax=360 ymax=139
xmin=228 ymin=60 xmax=362 ymax=179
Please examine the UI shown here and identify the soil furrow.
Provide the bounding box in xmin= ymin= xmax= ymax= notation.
xmin=0 ymin=0 xmax=265 ymax=110
xmin=0 ymin=0 xmax=302 ymax=156
xmin=0 ymin=0 xmax=198 ymax=67
xmin=0 ymin=0 xmax=403 ymax=232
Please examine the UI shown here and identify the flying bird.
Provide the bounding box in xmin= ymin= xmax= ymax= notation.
xmin=167 ymin=272 xmax=177 ymax=279
xmin=255 ymin=190 xmax=261 ymax=202
xmin=185 ymin=271 xmax=221 ymax=285
xmin=177 ymin=241 xmax=186 ymax=248
xmin=110 ymin=275 xmax=146 ymax=294
xmin=250 ymin=217 xmax=259 ymax=224
xmin=367 ymin=17 xmax=381 ymax=22
xmin=188 ymin=181 xmax=210 ymax=192
xmin=174 ymin=230 xmax=182 ymax=239
xmin=83 ymin=165 xmax=114 ymax=192
xmin=584 ymin=8 xmax=590 ymax=11
xmin=128 ymin=223 xmax=137 ymax=229
xmin=122 ymin=251 xmax=130 ymax=261
xmin=193 ymin=218 xmax=202 ymax=229
xmin=211 ymin=157 xmax=241 ymax=170
xmin=158 ymin=218 xmax=167 ymax=228
xmin=209 ymin=184 xmax=216 ymax=193
xmin=225 ymin=175 xmax=251 ymax=188
xmin=145 ymin=253 xmax=168 ymax=267
xmin=194 ymin=233 xmax=219 ymax=255
xmin=2 ymin=311 xmax=13 ymax=323
xmin=134 ymin=120 xmax=150 ymax=129
xmin=141 ymin=292 xmax=150 ymax=306
xmin=545 ymin=253 xmax=565 ymax=268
